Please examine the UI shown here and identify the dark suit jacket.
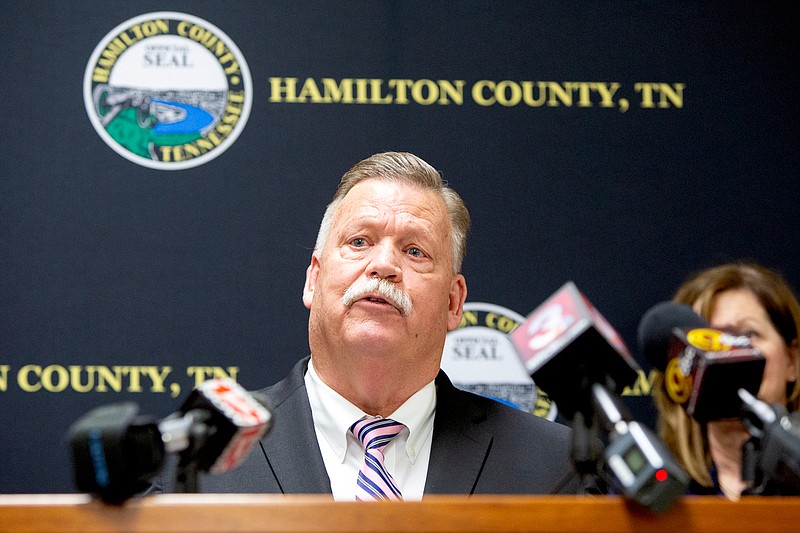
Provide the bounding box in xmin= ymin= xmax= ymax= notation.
xmin=197 ymin=357 xmax=583 ymax=495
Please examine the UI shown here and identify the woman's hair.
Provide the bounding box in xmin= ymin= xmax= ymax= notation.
xmin=652 ymin=262 xmax=800 ymax=486
xmin=313 ymin=152 xmax=471 ymax=274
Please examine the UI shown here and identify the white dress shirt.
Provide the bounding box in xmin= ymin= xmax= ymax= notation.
xmin=304 ymin=358 xmax=435 ymax=501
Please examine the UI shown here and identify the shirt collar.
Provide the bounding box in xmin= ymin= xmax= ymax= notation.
xmin=305 ymin=357 xmax=436 ymax=464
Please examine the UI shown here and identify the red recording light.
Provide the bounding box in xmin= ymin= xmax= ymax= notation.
xmin=655 ymin=469 xmax=668 ymax=482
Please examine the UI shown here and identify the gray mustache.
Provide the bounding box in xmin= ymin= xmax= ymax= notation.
xmin=342 ymin=277 xmax=413 ymax=316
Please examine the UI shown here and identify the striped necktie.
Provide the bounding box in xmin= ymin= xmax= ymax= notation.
xmin=350 ymin=416 xmax=406 ymax=501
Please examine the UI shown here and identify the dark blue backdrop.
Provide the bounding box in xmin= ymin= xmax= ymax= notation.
xmin=1 ymin=1 xmax=797 ymax=493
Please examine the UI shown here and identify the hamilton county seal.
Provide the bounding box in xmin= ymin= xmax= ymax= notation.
xmin=84 ymin=12 xmax=252 ymax=170
xmin=442 ymin=302 xmax=557 ymax=420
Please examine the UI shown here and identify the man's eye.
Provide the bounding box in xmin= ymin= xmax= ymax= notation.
xmin=407 ymin=247 xmax=424 ymax=257
xmin=351 ymin=238 xmax=367 ymax=247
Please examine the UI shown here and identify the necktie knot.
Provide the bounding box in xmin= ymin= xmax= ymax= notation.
xmin=350 ymin=417 xmax=405 ymax=452
xmin=349 ymin=417 xmax=406 ymax=501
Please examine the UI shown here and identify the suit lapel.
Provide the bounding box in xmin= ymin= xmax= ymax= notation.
xmin=259 ymin=357 xmax=332 ymax=494
xmin=423 ymin=371 xmax=493 ymax=495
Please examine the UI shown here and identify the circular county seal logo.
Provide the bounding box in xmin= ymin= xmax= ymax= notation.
xmin=442 ymin=302 xmax=558 ymax=421
xmin=84 ymin=12 xmax=252 ymax=170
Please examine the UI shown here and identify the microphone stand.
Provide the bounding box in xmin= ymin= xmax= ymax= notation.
xmin=175 ymin=461 xmax=200 ymax=494
xmin=159 ymin=409 xmax=211 ymax=494
xmin=569 ymin=373 xmax=605 ymax=489
xmin=561 ymin=369 xmax=688 ymax=513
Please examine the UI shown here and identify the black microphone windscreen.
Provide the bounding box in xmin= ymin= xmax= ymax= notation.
xmin=511 ymin=281 xmax=640 ymax=417
xmin=637 ymin=301 xmax=708 ymax=371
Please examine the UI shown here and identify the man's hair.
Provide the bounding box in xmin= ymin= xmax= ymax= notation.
xmin=313 ymin=152 xmax=471 ymax=273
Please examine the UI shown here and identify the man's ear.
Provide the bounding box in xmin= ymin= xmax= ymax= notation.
xmin=446 ymin=274 xmax=467 ymax=331
xmin=302 ymin=255 xmax=320 ymax=310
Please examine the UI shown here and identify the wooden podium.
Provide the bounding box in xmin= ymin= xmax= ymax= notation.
xmin=1 ymin=494 xmax=799 ymax=533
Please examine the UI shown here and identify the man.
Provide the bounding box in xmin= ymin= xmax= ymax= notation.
xmin=200 ymin=152 xmax=582 ymax=498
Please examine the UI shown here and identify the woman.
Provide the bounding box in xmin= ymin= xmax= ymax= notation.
xmin=651 ymin=263 xmax=800 ymax=499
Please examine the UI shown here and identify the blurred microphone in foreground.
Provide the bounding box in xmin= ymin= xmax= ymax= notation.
xmin=67 ymin=378 xmax=273 ymax=503
xmin=511 ymin=281 xmax=688 ymax=513
xmin=639 ymin=263 xmax=800 ymax=499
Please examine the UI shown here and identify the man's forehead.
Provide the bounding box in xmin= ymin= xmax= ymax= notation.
xmin=336 ymin=179 xmax=446 ymax=218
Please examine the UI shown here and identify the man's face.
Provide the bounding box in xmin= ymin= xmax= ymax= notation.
xmin=303 ymin=179 xmax=466 ymax=374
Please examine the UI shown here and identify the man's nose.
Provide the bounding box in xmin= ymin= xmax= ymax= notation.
xmin=367 ymin=242 xmax=403 ymax=281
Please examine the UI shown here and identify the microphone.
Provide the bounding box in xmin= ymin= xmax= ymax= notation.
xmin=509 ymin=281 xmax=640 ymax=417
xmin=637 ymin=301 xmax=766 ymax=422
xmin=162 ymin=379 xmax=273 ymax=475
xmin=592 ymin=383 xmax=689 ymax=513
xmin=510 ymin=282 xmax=688 ymax=512
xmin=68 ymin=378 xmax=273 ymax=502
xmin=67 ymin=402 xmax=163 ymax=503
xmin=739 ymin=389 xmax=800 ymax=495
